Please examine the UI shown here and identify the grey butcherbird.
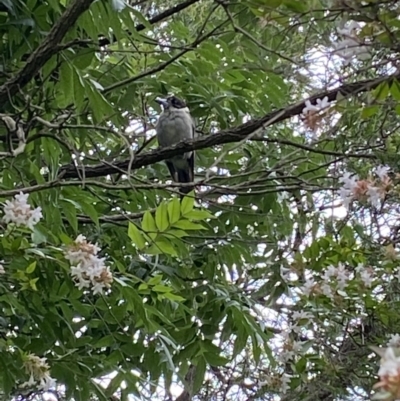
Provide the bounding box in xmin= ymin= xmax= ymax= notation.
xmin=155 ymin=95 xmax=196 ymax=198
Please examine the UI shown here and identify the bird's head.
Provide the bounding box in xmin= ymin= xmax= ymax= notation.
xmin=155 ymin=95 xmax=188 ymax=111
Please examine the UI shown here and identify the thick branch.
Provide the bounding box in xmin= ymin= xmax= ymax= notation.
xmin=59 ymin=74 xmax=389 ymax=179
xmin=0 ymin=0 xmax=95 ymax=107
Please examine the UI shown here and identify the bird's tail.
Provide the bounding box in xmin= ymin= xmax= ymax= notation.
xmin=177 ymin=168 xmax=194 ymax=199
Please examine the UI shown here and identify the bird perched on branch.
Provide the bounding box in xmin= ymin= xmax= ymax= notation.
xmin=155 ymin=95 xmax=195 ymax=198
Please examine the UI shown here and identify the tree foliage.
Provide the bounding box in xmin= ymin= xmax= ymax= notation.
xmin=0 ymin=0 xmax=400 ymax=400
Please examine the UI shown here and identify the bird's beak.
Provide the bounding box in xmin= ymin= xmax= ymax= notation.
xmin=155 ymin=97 xmax=169 ymax=108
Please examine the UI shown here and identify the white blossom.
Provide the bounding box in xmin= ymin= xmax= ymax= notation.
xmin=337 ymin=21 xmax=361 ymax=37
xmin=286 ymin=323 xmax=301 ymax=334
xmin=355 ymin=263 xmax=365 ymax=273
xmin=3 ymin=192 xmax=42 ymax=230
xmin=334 ymin=21 xmax=370 ymax=63
xmin=336 ymin=263 xmax=349 ymax=290
xmin=20 ymin=353 xmax=56 ymax=391
xmin=321 ymin=282 xmax=334 ymax=299
xmin=300 ymin=278 xmax=316 ymax=297
xmin=0 ymin=261 xmax=5 ymax=274
xmin=339 ymin=171 xmax=359 ymax=208
xmin=279 ymin=374 xmax=292 ymax=394
xmin=65 ymin=235 xmax=113 ymax=295
xmin=292 ymin=340 xmax=303 ymax=353
xmin=359 ymin=269 xmax=373 ymax=287
xmin=366 ymin=185 xmax=381 ymax=208
xmin=322 ymin=265 xmax=337 ymax=281
xmin=388 ymin=334 xmax=400 ymax=348
xmin=376 ymin=165 xmax=390 ymax=180
xmin=292 ymin=311 xmax=313 ymax=322
xmin=339 ymin=187 xmax=352 ymax=209
xmin=302 ymin=96 xmax=330 ymax=115
xmin=39 ymin=372 xmax=57 ymax=391
xmin=280 ymin=265 xmax=292 ymax=281
xmin=378 ymin=347 xmax=400 ymax=378
xmin=278 ymin=349 xmax=295 ymax=363
xmin=339 ymin=171 xmax=359 ymax=188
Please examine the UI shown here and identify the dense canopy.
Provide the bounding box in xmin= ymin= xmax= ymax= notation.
xmin=0 ymin=0 xmax=400 ymax=400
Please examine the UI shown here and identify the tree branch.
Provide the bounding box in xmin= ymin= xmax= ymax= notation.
xmin=0 ymin=0 xmax=95 ymax=107
xmin=59 ymin=73 xmax=389 ymax=179
xmin=103 ymin=19 xmax=228 ymax=93
xmin=96 ymin=0 xmax=203 ymax=46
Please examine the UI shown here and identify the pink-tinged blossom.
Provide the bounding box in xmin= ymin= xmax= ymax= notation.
xmin=65 ymin=235 xmax=113 ymax=295
xmin=3 ymin=192 xmax=42 ymax=230
xmin=376 ymin=166 xmax=390 ymax=180
xmin=366 ymin=185 xmax=382 ymax=208
xmin=378 ymin=347 xmax=400 ymax=377
xmin=20 ymin=353 xmax=57 ymax=391
xmin=302 ymin=96 xmax=330 ymax=116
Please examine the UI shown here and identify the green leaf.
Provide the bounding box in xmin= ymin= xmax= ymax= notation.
xmin=128 ymin=223 xmax=146 ymax=250
xmin=203 ymin=352 xmax=229 ymax=367
xmin=130 ymin=8 xmax=152 ymax=29
xmin=29 ymin=278 xmax=39 ymax=291
xmin=184 ymin=209 xmax=214 ymax=220
xmin=25 ymin=261 xmax=37 ymax=274
xmin=167 ymin=197 xmax=181 ymax=224
xmin=361 ymin=105 xmax=378 ymax=119
xmin=142 ymin=211 xmax=158 ymax=237
xmin=152 ymin=284 xmax=172 ymax=293
xmin=180 ymin=192 xmax=195 ymax=215
xmin=162 ymin=292 xmax=186 ymax=302
xmin=93 ymin=335 xmax=115 ymax=348
xmin=283 ymin=0 xmax=308 ymax=12
xmin=155 ymin=202 xmax=169 ymax=232
xmin=148 ymin=275 xmax=162 ymax=285
xmin=147 ymin=239 xmax=177 ymax=256
xmin=79 ymin=200 xmax=99 ymax=227
xmin=58 ymin=62 xmax=74 ymax=107
xmin=31 ymin=228 xmax=47 ymax=245
xmin=60 ymin=199 xmax=78 ymax=234
xmin=172 ymin=220 xmax=206 ymax=230
xmin=192 ymin=357 xmax=207 ymax=394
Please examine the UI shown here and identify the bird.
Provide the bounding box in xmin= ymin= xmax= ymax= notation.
xmin=155 ymin=95 xmax=195 ymax=198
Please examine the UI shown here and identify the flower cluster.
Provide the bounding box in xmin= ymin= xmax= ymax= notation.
xmin=388 ymin=335 xmax=400 ymax=348
xmin=3 ymin=192 xmax=42 ymax=230
xmin=21 ymin=353 xmax=56 ymax=391
xmin=301 ymin=96 xmax=331 ymax=131
xmin=333 ymin=21 xmax=370 ymax=64
xmin=299 ymin=262 xmax=374 ymax=300
xmin=273 ymin=311 xmax=312 ymax=364
xmin=260 ymin=373 xmax=292 ymax=394
xmin=339 ymin=166 xmax=391 ymax=209
xmin=374 ymin=347 xmax=400 ymax=400
xmin=64 ymin=235 xmax=113 ymax=295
